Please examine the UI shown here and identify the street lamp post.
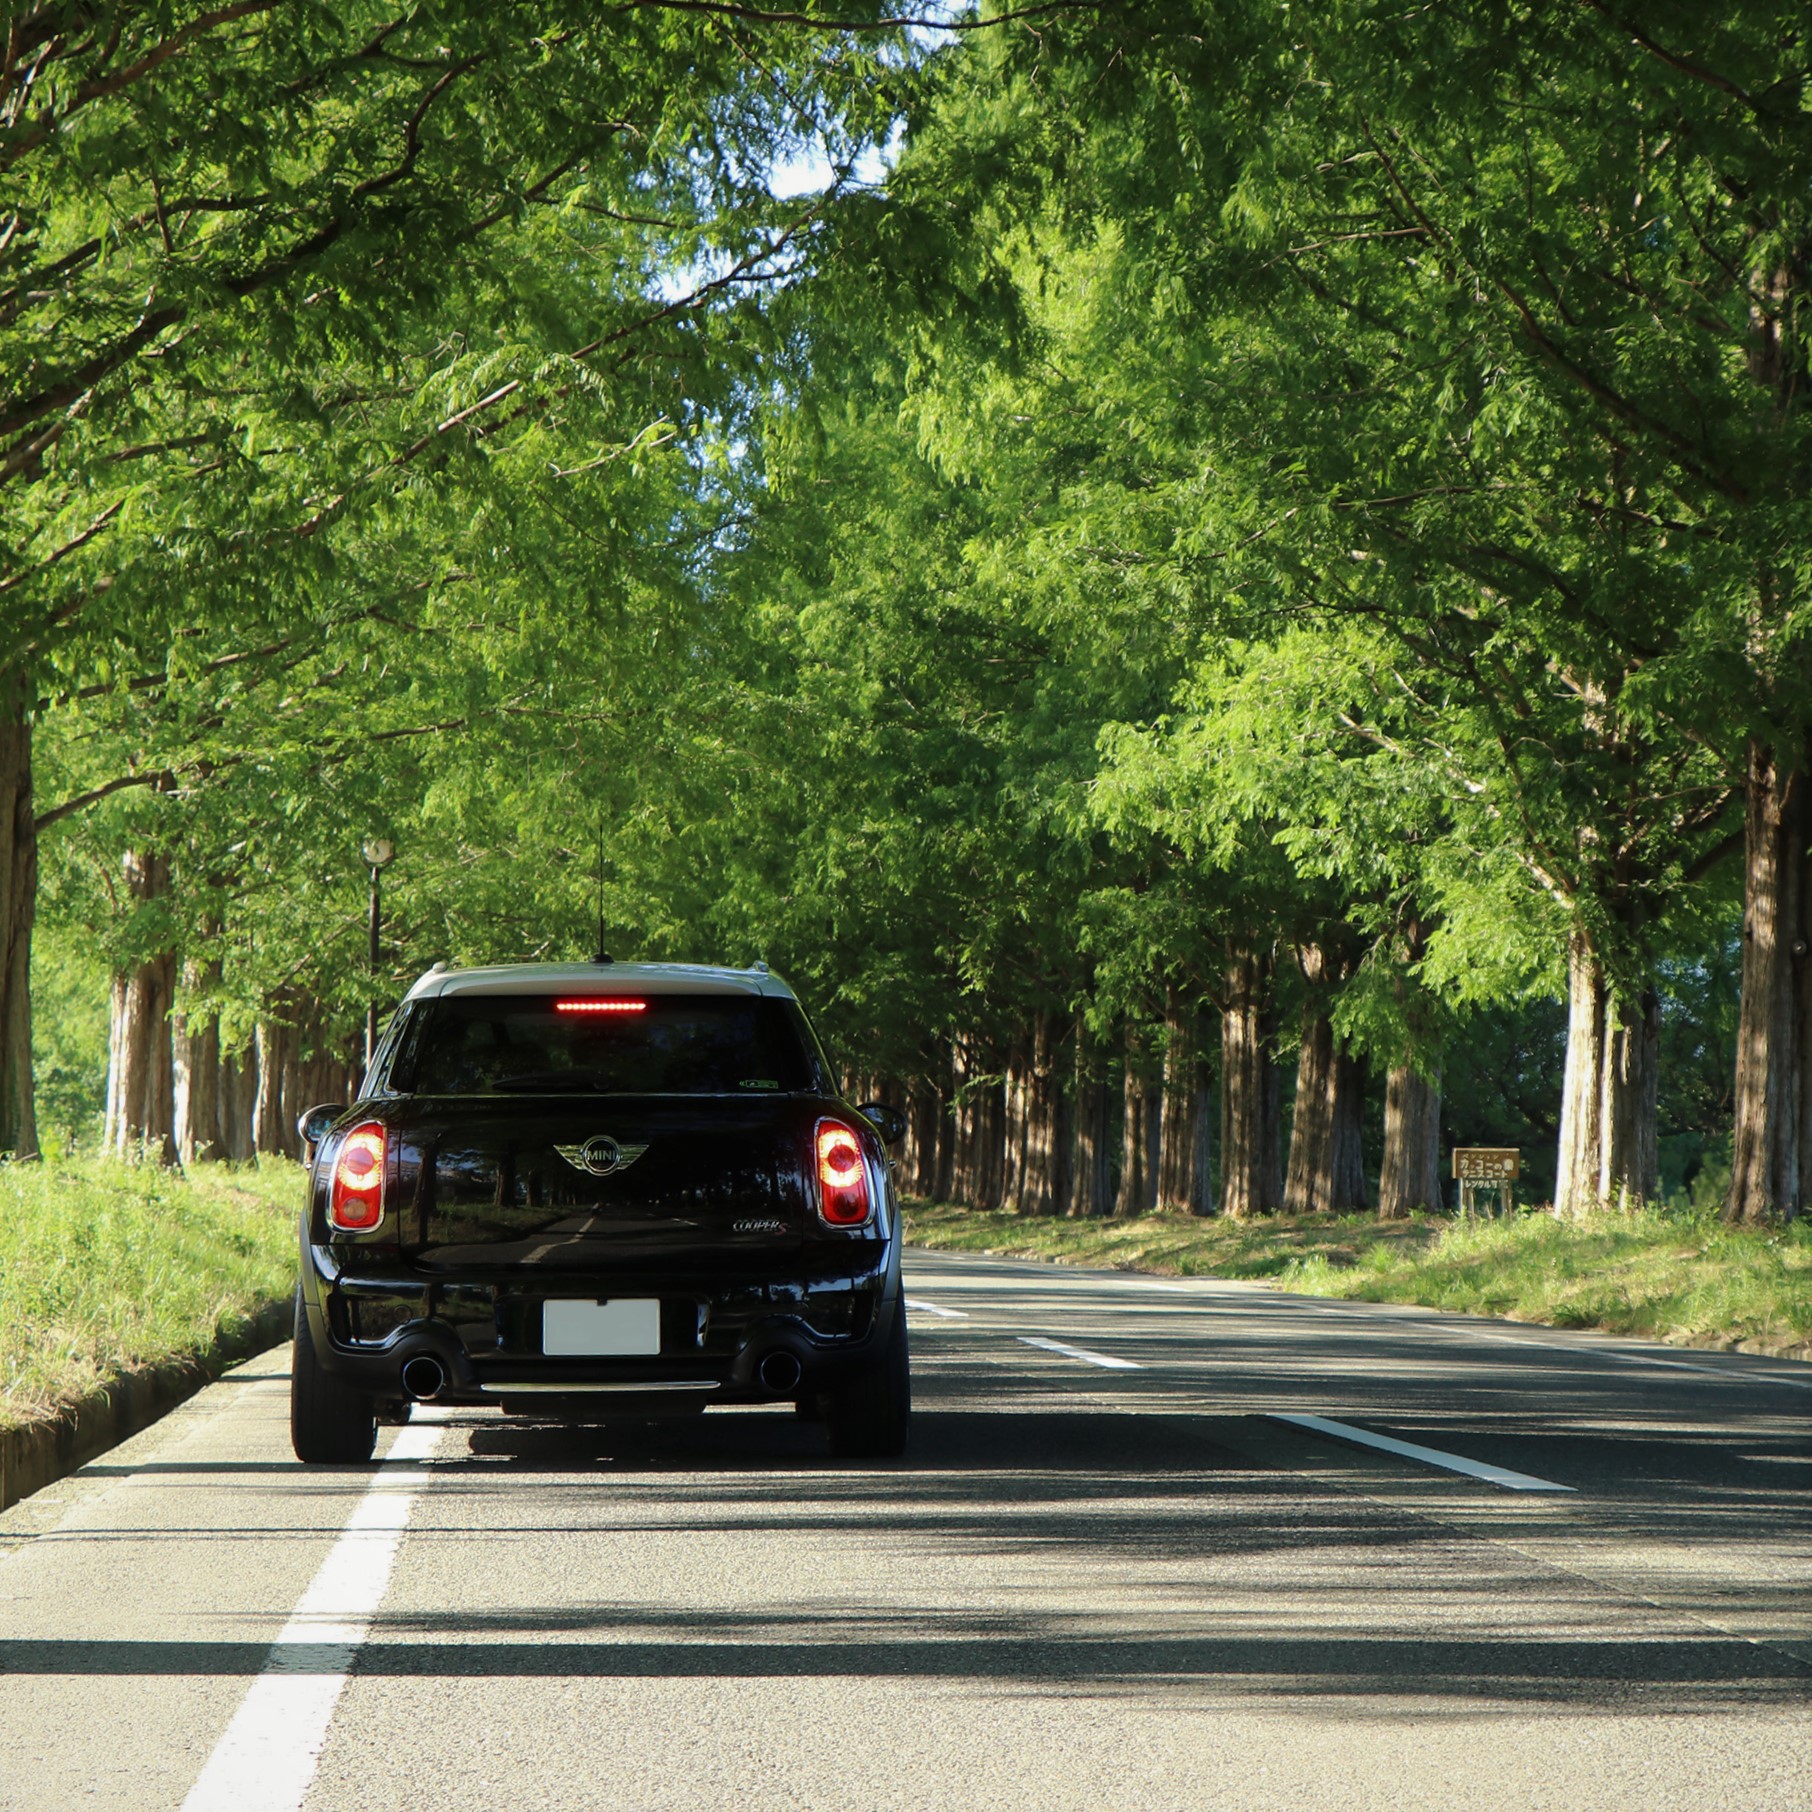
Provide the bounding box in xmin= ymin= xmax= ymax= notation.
xmin=362 ymin=838 xmax=395 ymax=1075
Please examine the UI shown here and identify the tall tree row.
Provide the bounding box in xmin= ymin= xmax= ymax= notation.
xmin=0 ymin=0 xmax=919 ymax=1157
xmin=8 ymin=3 xmax=1804 ymax=1228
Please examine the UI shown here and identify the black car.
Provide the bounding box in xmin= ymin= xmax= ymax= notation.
xmin=290 ymin=962 xmax=909 ymax=1462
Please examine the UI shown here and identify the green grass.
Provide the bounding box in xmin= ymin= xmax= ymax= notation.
xmin=903 ymin=1199 xmax=1812 ymax=1358
xmin=0 ymin=1157 xmax=301 ymax=1430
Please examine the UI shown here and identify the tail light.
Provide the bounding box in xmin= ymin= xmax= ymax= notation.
xmin=329 ymin=1123 xmax=386 ymax=1232
xmin=814 ymin=1119 xmax=872 ymax=1227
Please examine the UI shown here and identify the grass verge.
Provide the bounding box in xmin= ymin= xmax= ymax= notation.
xmin=902 ymin=1199 xmax=1812 ymax=1358
xmin=0 ymin=1156 xmax=300 ymax=1430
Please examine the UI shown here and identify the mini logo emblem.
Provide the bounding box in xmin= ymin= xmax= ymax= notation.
xmin=555 ymin=1137 xmax=649 ymax=1178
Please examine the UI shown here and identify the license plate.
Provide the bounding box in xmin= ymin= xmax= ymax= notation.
xmin=542 ymin=1298 xmax=660 ymax=1356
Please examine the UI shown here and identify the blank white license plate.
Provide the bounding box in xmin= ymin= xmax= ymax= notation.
xmin=542 ymin=1298 xmax=661 ymax=1357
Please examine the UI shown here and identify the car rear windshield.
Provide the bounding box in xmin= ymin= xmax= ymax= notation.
xmin=391 ymin=994 xmax=822 ymax=1096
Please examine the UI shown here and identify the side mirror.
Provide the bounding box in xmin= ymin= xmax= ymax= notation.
xmin=297 ymin=1102 xmax=343 ymax=1154
xmin=858 ymin=1101 xmax=907 ymax=1146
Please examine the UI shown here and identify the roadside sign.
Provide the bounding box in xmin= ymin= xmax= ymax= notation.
xmin=1453 ymin=1147 xmax=1520 ymax=1217
xmin=1452 ymin=1147 xmax=1520 ymax=1180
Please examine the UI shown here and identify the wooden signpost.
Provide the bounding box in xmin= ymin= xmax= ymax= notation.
xmin=1452 ymin=1147 xmax=1520 ymax=1217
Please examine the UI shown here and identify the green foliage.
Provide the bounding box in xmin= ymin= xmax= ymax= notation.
xmin=28 ymin=925 xmax=110 ymax=1151
xmin=13 ymin=0 xmax=1804 ymax=1219
xmin=904 ymin=1199 xmax=1812 ymax=1355
xmin=0 ymin=1157 xmax=300 ymax=1427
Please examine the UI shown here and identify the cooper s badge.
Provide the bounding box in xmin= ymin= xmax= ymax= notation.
xmin=554 ymin=1136 xmax=649 ymax=1178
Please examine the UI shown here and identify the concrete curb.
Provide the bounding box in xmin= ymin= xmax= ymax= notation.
xmin=0 ymin=1297 xmax=291 ymax=1513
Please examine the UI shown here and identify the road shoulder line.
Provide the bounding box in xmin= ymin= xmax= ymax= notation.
xmin=180 ymin=1421 xmax=442 ymax=1812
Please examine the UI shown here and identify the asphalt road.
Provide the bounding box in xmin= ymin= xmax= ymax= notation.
xmin=2 ymin=1251 xmax=1808 ymax=1812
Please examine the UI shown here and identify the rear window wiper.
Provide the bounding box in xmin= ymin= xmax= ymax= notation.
xmin=488 ymin=1072 xmax=610 ymax=1093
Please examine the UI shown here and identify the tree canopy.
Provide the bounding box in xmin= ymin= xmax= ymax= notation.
xmin=7 ymin=1 xmax=1806 ymax=1221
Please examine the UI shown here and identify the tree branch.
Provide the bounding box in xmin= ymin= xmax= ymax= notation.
xmin=1574 ymin=0 xmax=1786 ymax=122
xmin=0 ymin=0 xmax=284 ymax=174
xmin=610 ymin=0 xmax=1095 ymax=32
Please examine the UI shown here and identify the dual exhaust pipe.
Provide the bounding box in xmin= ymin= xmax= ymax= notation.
xmin=396 ymin=1347 xmax=803 ymax=1401
xmin=399 ymin=1353 xmax=448 ymax=1402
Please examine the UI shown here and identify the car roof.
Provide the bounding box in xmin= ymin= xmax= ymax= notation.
xmin=401 ymin=961 xmax=793 ymax=1003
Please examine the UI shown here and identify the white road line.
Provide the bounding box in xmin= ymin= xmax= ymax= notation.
xmin=1270 ymin=1413 xmax=1574 ymax=1493
xmin=1018 ymin=1336 xmax=1143 ymax=1371
xmin=1251 ymin=1290 xmax=1812 ymax=1393
xmin=920 ymin=1253 xmax=1812 ymax=1391
xmin=1410 ymin=1313 xmax=1812 ymax=1393
xmin=181 ymin=1422 xmax=442 ymax=1812
xmin=904 ymin=1298 xmax=968 ymax=1319
xmin=1579 ymin=1345 xmax=1812 ymax=1391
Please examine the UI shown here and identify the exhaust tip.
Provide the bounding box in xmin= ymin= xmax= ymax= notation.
xmin=757 ymin=1350 xmax=803 ymax=1396
xmin=400 ymin=1354 xmax=447 ymax=1402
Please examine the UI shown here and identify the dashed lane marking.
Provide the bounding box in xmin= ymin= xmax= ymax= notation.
xmin=1017 ymin=1336 xmax=1143 ymax=1371
xmin=904 ymin=1298 xmax=968 ymax=1318
xmin=1270 ymin=1412 xmax=1575 ymax=1493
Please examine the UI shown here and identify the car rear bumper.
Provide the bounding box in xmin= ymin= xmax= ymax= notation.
xmin=298 ymin=1237 xmax=900 ymax=1408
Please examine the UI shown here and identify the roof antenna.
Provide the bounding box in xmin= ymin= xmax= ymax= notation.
xmin=591 ymin=816 xmax=612 ymax=964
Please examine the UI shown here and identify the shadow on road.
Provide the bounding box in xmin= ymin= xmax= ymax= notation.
xmin=11 ymin=1326 xmax=1808 ymax=1721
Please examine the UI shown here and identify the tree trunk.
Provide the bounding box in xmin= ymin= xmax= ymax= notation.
xmin=253 ymin=1020 xmax=290 ymax=1156
xmin=1001 ymin=1036 xmax=1030 ymax=1211
xmin=1015 ymin=1011 xmax=1062 ymax=1215
xmin=1331 ymin=1052 xmax=1368 ymax=1211
xmin=1221 ymin=946 xmax=1282 ymax=1219
xmin=218 ymin=1048 xmax=240 ymax=1160
xmin=1599 ymin=986 xmax=1660 ymax=1209
xmin=105 ymin=851 xmax=177 ymax=1165
xmin=1144 ymin=1071 xmax=1162 ymax=1207
xmin=953 ymin=1039 xmax=1004 ymax=1209
xmin=222 ymin=1045 xmax=258 ymax=1161
xmin=279 ymin=1031 xmax=304 ymax=1159
xmin=1555 ymin=927 xmax=1660 ymax=1215
xmin=103 ymin=973 xmax=126 ymax=1153
xmin=1378 ymin=1062 xmax=1442 ymax=1217
xmin=1554 ymin=927 xmax=1607 ymax=1216
xmin=932 ymin=1050 xmax=955 ymax=1205
xmin=1190 ymin=1038 xmax=1215 ymax=1215
xmin=1284 ymin=981 xmax=1338 ymax=1215
xmin=904 ymin=1083 xmax=941 ymax=1198
xmin=174 ymin=952 xmax=224 ymax=1165
xmin=1284 ymin=950 xmax=1369 ymax=1215
xmin=108 ymin=952 xmax=178 ymax=1162
xmin=1261 ymin=985 xmax=1283 ymax=1201
xmin=903 ymin=1051 xmax=951 ymax=1199
xmin=1112 ymin=1019 xmax=1152 ymax=1218
xmin=1068 ymin=1030 xmax=1112 ymax=1217
xmin=1727 ymin=741 xmax=1809 ymax=1223
xmin=950 ymin=1039 xmax=976 ymax=1204
xmin=0 ymin=673 xmax=38 ymax=1159
xmin=1155 ymin=988 xmax=1198 ymax=1211
xmin=975 ymin=1066 xmax=1005 ymax=1210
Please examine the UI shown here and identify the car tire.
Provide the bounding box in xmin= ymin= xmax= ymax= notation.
xmin=825 ymin=1306 xmax=910 ymax=1459
xmin=290 ymin=1288 xmax=378 ymax=1464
